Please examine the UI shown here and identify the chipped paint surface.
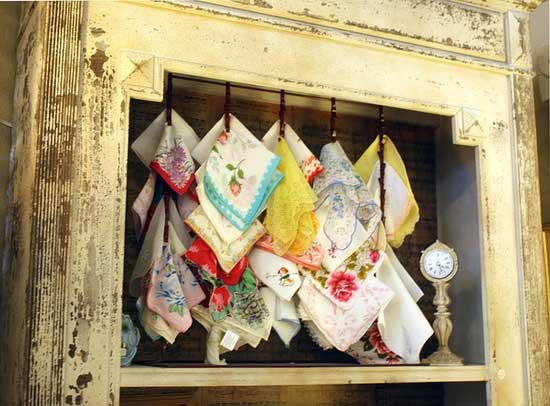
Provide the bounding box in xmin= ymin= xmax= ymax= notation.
xmin=1 ymin=1 xmax=548 ymax=405
xmin=199 ymin=0 xmax=507 ymax=61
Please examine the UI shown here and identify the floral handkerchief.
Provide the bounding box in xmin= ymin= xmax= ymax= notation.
xmin=255 ymin=234 xmax=324 ymax=270
xmin=298 ymin=276 xmax=393 ymax=351
xmin=185 ymin=205 xmax=266 ymax=273
xmin=301 ymin=244 xmax=385 ymax=310
xmin=248 ymin=248 xmax=302 ymax=301
xmin=313 ymin=141 xmax=382 ymax=271
xmin=146 ymin=242 xmax=193 ymax=334
xmin=262 ymin=120 xmax=324 ymax=183
xmin=132 ymin=109 xmax=200 ymax=168
xmin=346 ymin=321 xmax=404 ymax=365
xmin=150 ymin=124 xmax=196 ymax=195
xmin=264 ymin=138 xmax=319 ymax=256
xmin=200 ymin=115 xmax=283 ymax=230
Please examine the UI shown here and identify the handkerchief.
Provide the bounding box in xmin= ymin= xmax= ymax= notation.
xmin=137 ymin=296 xmax=179 ymax=344
xmin=248 ymin=248 xmax=302 ymax=301
xmin=355 ymin=135 xmax=419 ymax=248
xmin=200 ymin=115 xmax=283 ymax=230
xmin=132 ymin=109 xmax=200 ymax=167
xmin=262 ymin=121 xmax=324 ymax=183
xmin=185 ymin=205 xmax=265 ymax=273
xmin=255 ymin=234 xmax=324 ymax=270
xmin=377 ymin=247 xmax=433 ymax=363
xmin=298 ymin=276 xmax=393 ymax=351
xmin=301 ymin=242 xmax=385 ymax=310
xmin=260 ymin=287 xmax=300 ymax=347
xmin=346 ymin=321 xmax=404 ymax=365
xmin=132 ymin=172 xmax=157 ymax=241
xmin=298 ymin=301 xmax=334 ymax=350
xmin=313 ymin=141 xmax=381 ymax=271
xmin=264 ymin=138 xmax=318 ymax=255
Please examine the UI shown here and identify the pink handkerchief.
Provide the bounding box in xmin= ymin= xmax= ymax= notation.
xmin=298 ymin=276 xmax=393 ymax=351
xmin=255 ymin=234 xmax=324 ymax=270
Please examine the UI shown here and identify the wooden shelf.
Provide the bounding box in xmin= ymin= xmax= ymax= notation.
xmin=120 ymin=364 xmax=488 ymax=387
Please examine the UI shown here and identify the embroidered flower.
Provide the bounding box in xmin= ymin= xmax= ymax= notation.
xmin=229 ymin=180 xmax=242 ymax=196
xmin=218 ymin=131 xmax=229 ymax=145
xmin=328 ymin=271 xmax=359 ymax=302
xmin=369 ymin=250 xmax=380 ymax=263
xmin=211 ymin=286 xmax=232 ymax=312
xmin=152 ymin=144 xmax=194 ymax=190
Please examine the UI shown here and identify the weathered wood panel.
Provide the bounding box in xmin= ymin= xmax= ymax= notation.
xmin=198 ymin=0 xmax=507 ymax=61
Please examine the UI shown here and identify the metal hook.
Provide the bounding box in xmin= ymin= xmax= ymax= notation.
xmin=330 ymin=97 xmax=336 ymax=142
xmin=378 ymin=105 xmax=386 ymax=225
xmin=279 ymin=90 xmax=286 ymax=138
xmin=224 ymin=82 xmax=231 ymax=132
xmin=166 ymin=73 xmax=173 ymax=126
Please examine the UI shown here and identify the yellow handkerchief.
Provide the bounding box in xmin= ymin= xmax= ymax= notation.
xmin=355 ymin=135 xmax=419 ymax=248
xmin=264 ymin=139 xmax=318 ymax=256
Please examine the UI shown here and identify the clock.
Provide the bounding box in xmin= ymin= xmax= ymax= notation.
xmin=420 ymin=240 xmax=458 ymax=283
xmin=420 ymin=240 xmax=463 ymax=365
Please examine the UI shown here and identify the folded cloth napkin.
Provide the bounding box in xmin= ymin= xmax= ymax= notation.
xmin=355 ymin=135 xmax=419 ymax=248
xmin=345 ymin=321 xmax=404 ymax=365
xmin=264 ymin=138 xmax=319 ymax=255
xmin=248 ymin=248 xmax=302 ymax=301
xmin=132 ymin=173 xmax=157 ymax=241
xmin=376 ymin=246 xmax=433 ymax=363
xmin=262 ymin=120 xmax=324 ymax=183
xmin=198 ymin=114 xmax=283 ymax=230
xmin=137 ymin=296 xmax=179 ymax=344
xmin=185 ymin=205 xmax=265 ymax=273
xmin=255 ymin=234 xmax=324 ymax=270
xmin=298 ymin=276 xmax=393 ymax=351
xmin=301 ymin=242 xmax=386 ymax=310
xmin=260 ymin=287 xmax=301 ymax=347
xmin=131 ymin=109 xmax=199 ymax=195
xmin=313 ymin=141 xmax=382 ymax=272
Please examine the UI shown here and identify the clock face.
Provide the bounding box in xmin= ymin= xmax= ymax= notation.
xmin=423 ymin=250 xmax=454 ymax=280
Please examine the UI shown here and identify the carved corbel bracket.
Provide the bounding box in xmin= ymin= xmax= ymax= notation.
xmin=452 ymin=107 xmax=486 ymax=146
xmin=119 ymin=50 xmax=164 ymax=101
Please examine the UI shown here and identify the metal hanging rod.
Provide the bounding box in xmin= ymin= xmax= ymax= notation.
xmin=170 ymin=73 xmax=373 ymax=107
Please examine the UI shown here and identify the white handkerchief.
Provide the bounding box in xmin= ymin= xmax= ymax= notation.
xmin=377 ymin=251 xmax=433 ymax=363
xmin=261 ymin=288 xmax=301 ymax=347
xmin=248 ymin=248 xmax=302 ymax=301
xmin=262 ymin=121 xmax=324 ymax=183
xmin=131 ymin=109 xmax=200 ymax=167
xmin=298 ymin=276 xmax=394 ymax=351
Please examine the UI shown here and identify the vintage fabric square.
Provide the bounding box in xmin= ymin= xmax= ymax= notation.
xmin=262 ymin=120 xmax=324 ymax=183
xmin=264 ymin=138 xmax=319 ymax=256
xmin=255 ymin=234 xmax=324 ymax=270
xmin=199 ymin=115 xmax=283 ymax=230
xmin=185 ymin=205 xmax=266 ymax=273
xmin=248 ymin=248 xmax=302 ymax=301
xmin=298 ymin=276 xmax=393 ymax=351
xmin=313 ymin=141 xmax=381 ymax=271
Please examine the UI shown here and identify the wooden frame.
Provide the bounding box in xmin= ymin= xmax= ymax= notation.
xmin=2 ymin=1 xmax=548 ymax=405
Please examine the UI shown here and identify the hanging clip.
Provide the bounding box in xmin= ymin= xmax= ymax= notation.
xmin=224 ymin=82 xmax=231 ymax=133
xmin=279 ymin=90 xmax=286 ymax=139
xmin=166 ymin=72 xmax=173 ymax=126
xmin=330 ymin=97 xmax=337 ymax=142
xmin=377 ymin=105 xmax=386 ymax=225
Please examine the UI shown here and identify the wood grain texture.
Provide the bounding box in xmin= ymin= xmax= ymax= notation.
xmin=512 ymin=74 xmax=550 ymax=406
